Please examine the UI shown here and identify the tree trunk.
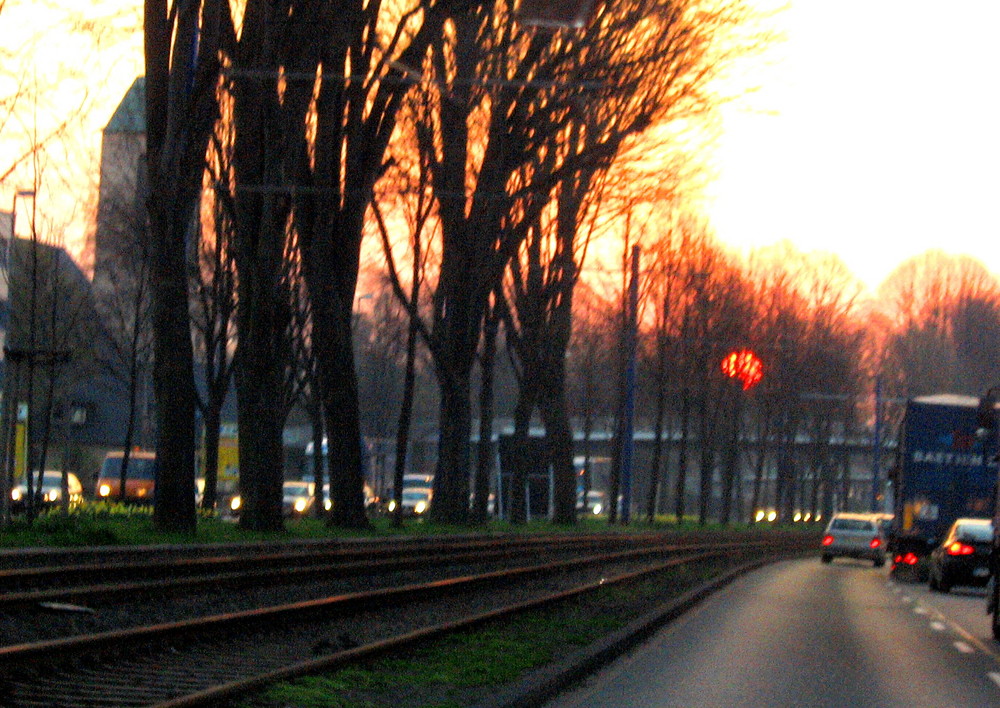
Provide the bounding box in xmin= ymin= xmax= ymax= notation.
xmin=646 ymin=360 xmax=668 ymax=523
xmin=508 ymin=380 xmax=536 ymax=524
xmin=312 ymin=299 xmax=370 ymax=530
xmin=432 ymin=370 xmax=472 ymax=525
xmin=540 ymin=381 xmax=576 ymax=526
xmin=235 ymin=331 xmax=285 ymax=531
xmin=673 ymin=391 xmax=691 ymax=524
xmin=201 ymin=406 xmax=222 ymax=511
xmin=391 ymin=317 xmax=418 ymax=528
xmin=150 ymin=214 xmax=198 ymax=533
xmin=472 ymin=311 xmax=498 ymax=524
xmin=720 ymin=393 xmax=742 ymax=525
xmin=311 ymin=409 xmax=327 ymax=519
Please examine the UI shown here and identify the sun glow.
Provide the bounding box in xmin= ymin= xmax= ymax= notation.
xmin=3 ymin=0 xmax=999 ymax=296
xmin=701 ymin=0 xmax=1000 ymax=294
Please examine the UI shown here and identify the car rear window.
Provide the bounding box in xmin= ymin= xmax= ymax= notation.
xmin=957 ymin=524 xmax=993 ymax=542
xmin=100 ymin=457 xmax=157 ymax=480
xmin=831 ymin=518 xmax=874 ymax=532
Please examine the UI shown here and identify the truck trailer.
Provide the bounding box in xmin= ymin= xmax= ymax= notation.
xmin=888 ymin=394 xmax=996 ymax=574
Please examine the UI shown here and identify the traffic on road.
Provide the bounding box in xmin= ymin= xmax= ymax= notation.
xmin=546 ymin=557 xmax=1000 ymax=708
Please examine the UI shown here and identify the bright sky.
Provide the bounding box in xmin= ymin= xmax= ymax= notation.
xmin=703 ymin=0 xmax=1000 ymax=293
xmin=4 ymin=1 xmax=1000 ymax=295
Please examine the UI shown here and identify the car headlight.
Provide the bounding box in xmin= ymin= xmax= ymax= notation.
xmin=294 ymin=498 xmax=307 ymax=513
xmin=99 ymin=484 xmax=111 ymax=497
xmin=388 ymin=500 xmax=396 ymax=512
xmin=414 ymin=501 xmax=426 ymax=514
xmin=11 ymin=488 xmax=21 ymax=501
xmin=324 ymin=499 xmax=332 ymax=511
xmin=45 ymin=490 xmax=59 ymax=502
xmin=230 ymin=496 xmax=241 ymax=511
xmin=592 ymin=504 xmax=602 ymax=515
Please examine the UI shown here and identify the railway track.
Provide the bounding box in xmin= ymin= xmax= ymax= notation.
xmin=0 ymin=532 xmax=730 ymax=618
xmin=0 ymin=532 xmax=814 ymax=707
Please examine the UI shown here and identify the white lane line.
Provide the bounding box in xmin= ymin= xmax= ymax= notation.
xmin=988 ymin=672 xmax=1000 ymax=689
xmin=930 ymin=621 xmax=947 ymax=631
xmin=954 ymin=641 xmax=975 ymax=654
xmin=901 ymin=595 xmax=913 ymax=603
xmin=913 ymin=606 xmax=929 ymax=615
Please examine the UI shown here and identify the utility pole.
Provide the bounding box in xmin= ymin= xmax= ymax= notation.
xmin=619 ymin=245 xmax=639 ymax=524
xmin=870 ymin=376 xmax=882 ymax=512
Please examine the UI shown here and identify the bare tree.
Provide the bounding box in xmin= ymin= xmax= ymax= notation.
xmin=879 ymin=251 xmax=1000 ymax=398
xmin=144 ymin=0 xmax=227 ymax=532
xmin=191 ymin=117 xmax=238 ymax=512
xmin=387 ymin=0 xmax=754 ymax=524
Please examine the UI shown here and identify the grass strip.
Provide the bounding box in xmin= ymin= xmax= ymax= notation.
xmin=235 ymin=559 xmax=737 ymax=708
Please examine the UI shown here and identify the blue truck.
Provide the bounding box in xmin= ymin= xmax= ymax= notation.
xmin=888 ymin=394 xmax=996 ymax=575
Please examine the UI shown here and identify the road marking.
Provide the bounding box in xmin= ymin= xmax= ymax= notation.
xmin=914 ymin=606 xmax=929 ymax=615
xmin=988 ymin=672 xmax=1000 ymax=689
xmin=901 ymin=595 xmax=913 ymax=603
xmin=916 ymin=601 xmax=1000 ymax=665
xmin=954 ymin=641 xmax=975 ymax=654
xmin=930 ymin=621 xmax=947 ymax=632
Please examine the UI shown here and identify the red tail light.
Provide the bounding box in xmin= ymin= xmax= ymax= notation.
xmin=947 ymin=542 xmax=975 ymax=556
xmin=822 ymin=535 xmax=834 ymax=546
xmin=901 ymin=552 xmax=919 ymax=565
xmin=870 ymin=538 xmax=882 ymax=549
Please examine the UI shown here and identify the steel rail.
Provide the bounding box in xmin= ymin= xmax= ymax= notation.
xmin=154 ymin=550 xmax=740 ymax=708
xmin=0 ymin=537 xmax=815 ymax=707
xmin=0 ymin=540 xmax=790 ymax=668
xmin=0 ymin=539 xmax=702 ymax=610
xmin=0 ymin=531 xmax=683 ymax=591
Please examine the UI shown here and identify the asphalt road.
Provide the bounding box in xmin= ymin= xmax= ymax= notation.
xmin=546 ymin=558 xmax=1000 ymax=708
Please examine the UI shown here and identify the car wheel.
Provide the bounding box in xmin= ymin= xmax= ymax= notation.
xmin=928 ymin=570 xmax=939 ymax=591
xmin=991 ymin=579 xmax=1000 ymax=641
xmin=874 ymin=556 xmax=885 ymax=568
xmin=938 ymin=573 xmax=951 ymax=593
xmin=821 ymin=554 xmax=832 ymax=564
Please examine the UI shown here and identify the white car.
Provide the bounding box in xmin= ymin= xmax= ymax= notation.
xmin=821 ymin=512 xmax=887 ymax=567
xmin=11 ymin=471 xmax=83 ymax=512
xmin=282 ymin=480 xmax=316 ymax=517
xmin=388 ymin=486 xmax=432 ymax=516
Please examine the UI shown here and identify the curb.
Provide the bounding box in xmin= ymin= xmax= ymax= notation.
xmin=476 ymin=557 xmax=778 ymax=708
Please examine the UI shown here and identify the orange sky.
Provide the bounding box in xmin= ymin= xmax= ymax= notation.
xmin=3 ymin=1 xmax=999 ymax=294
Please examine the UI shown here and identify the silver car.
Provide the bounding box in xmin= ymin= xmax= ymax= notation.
xmin=821 ymin=512 xmax=887 ymax=567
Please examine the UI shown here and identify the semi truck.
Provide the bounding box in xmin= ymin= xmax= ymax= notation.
xmin=888 ymin=394 xmax=996 ymax=575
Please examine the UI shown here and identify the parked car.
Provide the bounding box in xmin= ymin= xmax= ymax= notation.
xmin=821 ymin=512 xmax=886 ymax=567
xmin=576 ymin=489 xmax=606 ymax=516
xmin=96 ymin=450 xmax=157 ymax=504
xmin=387 ymin=486 xmax=432 ymax=517
xmin=196 ymin=477 xmax=242 ymax=518
xmin=318 ymin=482 xmax=377 ymax=514
xmin=282 ymin=480 xmax=316 ymax=517
xmin=928 ymin=518 xmax=993 ymax=593
xmin=10 ymin=471 xmax=83 ymax=512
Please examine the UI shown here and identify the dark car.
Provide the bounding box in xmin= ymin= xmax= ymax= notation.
xmin=928 ymin=517 xmax=993 ymax=593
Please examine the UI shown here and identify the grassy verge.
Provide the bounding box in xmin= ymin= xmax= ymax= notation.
xmin=235 ymin=560 xmax=734 ymax=708
xmin=0 ymin=506 xmax=820 ymax=549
